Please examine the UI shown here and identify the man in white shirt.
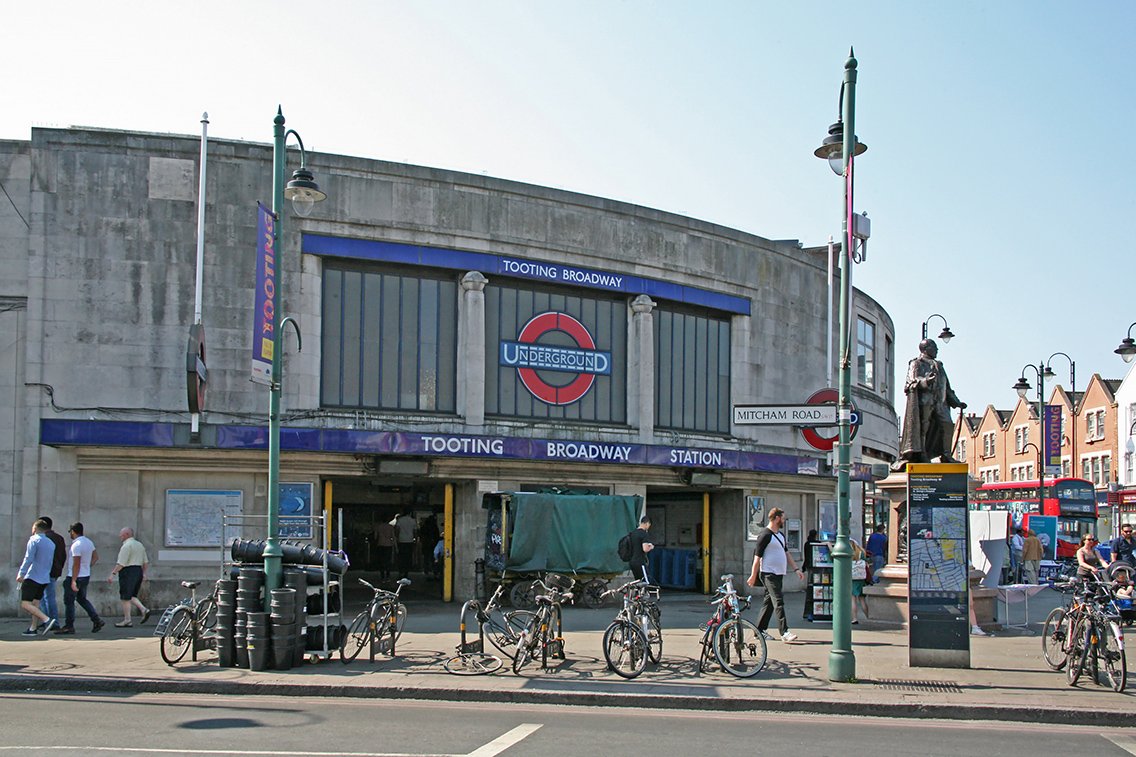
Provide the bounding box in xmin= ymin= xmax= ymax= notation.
xmin=56 ymin=522 xmax=104 ymax=634
xmin=747 ymin=507 xmax=804 ymax=642
xmin=394 ymin=511 xmax=417 ymax=580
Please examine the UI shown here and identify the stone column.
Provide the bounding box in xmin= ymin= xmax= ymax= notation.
xmin=629 ymin=295 xmax=656 ymax=443
xmin=459 ymin=271 xmax=488 ymax=427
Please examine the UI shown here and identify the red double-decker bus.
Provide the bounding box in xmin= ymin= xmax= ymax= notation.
xmin=972 ymin=477 xmax=1097 ymax=559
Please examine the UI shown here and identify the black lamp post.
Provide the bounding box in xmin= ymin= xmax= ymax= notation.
xmin=921 ymin=314 xmax=955 ymax=344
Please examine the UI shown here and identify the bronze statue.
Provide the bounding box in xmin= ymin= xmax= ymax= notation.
xmin=894 ymin=338 xmax=966 ymax=469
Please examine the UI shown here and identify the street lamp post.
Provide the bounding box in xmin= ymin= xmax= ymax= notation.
xmin=1116 ymin=322 xmax=1136 ymax=363
xmin=1043 ymin=352 xmax=1076 ymax=476
xmin=264 ymin=107 xmax=327 ymax=605
xmin=921 ymin=314 xmax=955 ymax=343
xmin=813 ymin=49 xmax=866 ymax=683
xmin=1013 ymin=363 xmax=1048 ymax=515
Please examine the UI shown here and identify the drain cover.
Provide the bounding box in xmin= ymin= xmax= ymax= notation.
xmin=874 ymin=679 xmax=963 ymax=694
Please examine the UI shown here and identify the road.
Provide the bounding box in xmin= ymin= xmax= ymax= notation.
xmin=0 ymin=692 xmax=1132 ymax=756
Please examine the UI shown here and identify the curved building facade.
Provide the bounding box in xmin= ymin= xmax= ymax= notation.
xmin=0 ymin=126 xmax=898 ymax=611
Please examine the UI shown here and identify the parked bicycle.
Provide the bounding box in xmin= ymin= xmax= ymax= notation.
xmin=340 ymin=577 xmax=410 ymax=663
xmin=600 ymin=579 xmax=662 ymax=679
xmin=444 ymin=582 xmax=537 ymax=675
xmin=1041 ymin=578 xmax=1085 ymax=671
xmin=1064 ymin=576 xmax=1127 ymax=691
xmin=512 ymin=574 xmax=574 ymax=674
xmin=156 ymin=580 xmax=219 ymax=665
xmin=696 ymin=575 xmax=767 ymax=678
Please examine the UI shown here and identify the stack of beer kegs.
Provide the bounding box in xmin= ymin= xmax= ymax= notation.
xmin=268 ymin=588 xmax=297 ymax=670
xmin=214 ymin=578 xmax=237 ymax=667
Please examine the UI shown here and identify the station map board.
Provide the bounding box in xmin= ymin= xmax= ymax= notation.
xmin=907 ymin=463 xmax=971 ymax=668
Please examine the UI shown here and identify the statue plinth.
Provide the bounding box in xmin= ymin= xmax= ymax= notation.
xmin=863 ymin=471 xmax=996 ymax=629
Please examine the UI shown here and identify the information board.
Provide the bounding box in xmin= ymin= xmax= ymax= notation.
xmin=165 ymin=489 xmax=243 ymax=547
xmin=907 ymin=463 xmax=970 ymax=668
xmin=279 ymin=482 xmax=314 ymax=539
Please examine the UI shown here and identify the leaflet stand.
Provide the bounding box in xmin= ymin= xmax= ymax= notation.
xmin=220 ymin=513 xmax=342 ymax=663
xmin=808 ymin=542 xmax=835 ymax=622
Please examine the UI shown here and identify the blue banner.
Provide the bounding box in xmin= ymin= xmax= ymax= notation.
xmin=1043 ymin=405 xmax=1062 ymax=476
xmin=250 ymin=203 xmax=275 ymax=385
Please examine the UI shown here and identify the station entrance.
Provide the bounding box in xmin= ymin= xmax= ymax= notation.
xmin=325 ymin=478 xmax=450 ymax=603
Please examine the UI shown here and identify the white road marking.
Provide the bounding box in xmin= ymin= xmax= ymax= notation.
xmin=466 ymin=724 xmax=544 ymax=757
xmin=0 ymin=724 xmax=544 ymax=757
xmin=1102 ymin=734 xmax=1136 ymax=755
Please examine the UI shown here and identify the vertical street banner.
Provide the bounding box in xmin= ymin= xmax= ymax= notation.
xmin=907 ymin=463 xmax=971 ymax=668
xmin=1043 ymin=405 xmax=1062 ymax=476
xmin=250 ymin=203 xmax=275 ymax=385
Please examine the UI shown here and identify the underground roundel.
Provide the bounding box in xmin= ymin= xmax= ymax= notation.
xmin=500 ymin=311 xmax=611 ymax=406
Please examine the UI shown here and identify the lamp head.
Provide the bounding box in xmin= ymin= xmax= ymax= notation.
xmin=937 ymin=326 xmax=954 ymax=344
xmin=813 ymin=121 xmax=866 ymax=176
xmin=1013 ymin=377 xmax=1031 ymax=400
xmin=1116 ymin=337 xmax=1136 ymax=364
xmin=284 ymin=167 xmax=326 ymax=218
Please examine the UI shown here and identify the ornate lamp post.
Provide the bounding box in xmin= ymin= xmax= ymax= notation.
xmin=921 ymin=314 xmax=955 ymax=344
xmin=1013 ymin=363 xmax=1048 ymax=513
xmin=813 ymin=49 xmax=865 ymax=683
xmin=1116 ymin=323 xmax=1136 ymax=363
xmin=264 ymin=107 xmax=327 ymax=603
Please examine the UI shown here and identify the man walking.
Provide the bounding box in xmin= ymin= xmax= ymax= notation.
xmin=628 ymin=515 xmax=655 ymax=583
xmin=16 ymin=519 xmax=57 ymax=635
xmin=394 ymin=510 xmax=417 ymax=580
xmin=1110 ymin=524 xmax=1136 ymax=572
xmin=106 ymin=527 xmax=150 ymax=627
xmin=747 ymin=507 xmax=804 ymax=642
xmin=1021 ymin=529 xmax=1043 ymax=585
xmin=1009 ymin=528 xmax=1025 ymax=583
xmin=56 ymin=522 xmax=104 ymax=634
xmin=374 ymin=518 xmax=396 ymax=579
xmin=38 ymin=516 xmax=67 ymax=629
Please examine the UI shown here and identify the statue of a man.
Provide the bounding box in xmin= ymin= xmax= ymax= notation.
xmin=894 ymin=338 xmax=966 ymax=468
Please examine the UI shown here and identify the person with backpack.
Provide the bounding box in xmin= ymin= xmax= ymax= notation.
xmin=619 ymin=515 xmax=654 ymax=583
xmin=746 ymin=507 xmax=804 ymax=642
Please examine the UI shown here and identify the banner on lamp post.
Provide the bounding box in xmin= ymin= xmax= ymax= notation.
xmin=1044 ymin=404 xmax=1062 ymax=477
xmin=250 ymin=202 xmax=276 ymax=386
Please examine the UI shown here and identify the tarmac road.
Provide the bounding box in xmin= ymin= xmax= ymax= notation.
xmin=0 ymin=692 xmax=1133 ymax=757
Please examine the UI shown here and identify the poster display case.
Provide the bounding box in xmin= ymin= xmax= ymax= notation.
xmin=808 ymin=542 xmax=834 ymax=622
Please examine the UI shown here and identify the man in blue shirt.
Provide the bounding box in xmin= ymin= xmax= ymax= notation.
xmin=1110 ymin=524 xmax=1136 ymax=571
xmin=16 ymin=518 xmax=57 ymax=635
xmin=866 ymin=524 xmax=888 ymax=584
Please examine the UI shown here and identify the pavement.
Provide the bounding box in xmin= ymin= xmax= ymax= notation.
xmin=1 ymin=585 xmax=1133 ymax=725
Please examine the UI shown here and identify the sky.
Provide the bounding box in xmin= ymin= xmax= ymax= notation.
xmin=6 ymin=1 xmax=1136 ymax=420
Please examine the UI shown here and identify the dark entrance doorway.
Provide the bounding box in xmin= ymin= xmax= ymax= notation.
xmin=327 ymin=479 xmax=447 ymax=603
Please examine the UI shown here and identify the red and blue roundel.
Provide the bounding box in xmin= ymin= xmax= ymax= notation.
xmin=500 ymin=312 xmax=611 ymax=406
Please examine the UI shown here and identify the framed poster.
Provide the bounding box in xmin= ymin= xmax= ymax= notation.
xmin=818 ymin=499 xmax=837 ymax=541
xmin=279 ymin=482 xmax=314 ymax=539
xmin=745 ymin=495 xmax=766 ymax=541
xmin=165 ymin=489 xmax=243 ymax=547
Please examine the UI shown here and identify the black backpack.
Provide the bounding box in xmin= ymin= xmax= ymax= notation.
xmin=617 ymin=531 xmax=634 ymax=562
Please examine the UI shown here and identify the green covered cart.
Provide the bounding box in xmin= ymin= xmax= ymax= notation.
xmin=483 ymin=492 xmax=641 ymax=609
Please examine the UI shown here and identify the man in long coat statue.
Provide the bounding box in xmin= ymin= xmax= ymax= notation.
xmin=894 ymin=338 xmax=966 ymax=469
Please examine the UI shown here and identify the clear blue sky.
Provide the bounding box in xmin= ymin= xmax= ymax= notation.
xmin=7 ymin=1 xmax=1135 ymax=419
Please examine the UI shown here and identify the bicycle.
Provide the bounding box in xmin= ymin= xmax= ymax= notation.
xmin=340 ymin=577 xmax=410 ymax=664
xmin=1065 ymin=575 xmax=1127 ymax=692
xmin=512 ymin=574 xmax=574 ymax=674
xmin=600 ymin=579 xmax=662 ymax=679
xmin=155 ymin=580 xmax=219 ymax=665
xmin=1041 ymin=578 xmax=1083 ymax=671
xmin=696 ymin=575 xmax=767 ymax=678
xmin=443 ymin=582 xmax=537 ymax=675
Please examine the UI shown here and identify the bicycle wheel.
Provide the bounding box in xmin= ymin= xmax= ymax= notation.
xmin=603 ymin=621 xmax=648 ymax=679
xmin=374 ymin=603 xmax=400 ymax=655
xmin=160 ymin=606 xmax=194 ymax=665
xmin=444 ymin=653 xmax=503 ymax=676
xmin=1101 ymin=620 xmax=1127 ymax=693
xmin=339 ymin=609 xmax=372 ymax=663
xmin=1066 ymin=619 xmax=1088 ymax=686
xmin=487 ymin=610 xmax=536 ymax=659
xmin=697 ymin=625 xmax=716 ymax=674
xmin=713 ymin=616 xmax=768 ymax=678
xmin=581 ymin=579 xmax=608 ymax=609
xmin=643 ymin=612 xmax=663 ymax=664
xmin=512 ymin=626 xmax=538 ymax=674
xmin=1041 ymin=607 xmax=1068 ymax=670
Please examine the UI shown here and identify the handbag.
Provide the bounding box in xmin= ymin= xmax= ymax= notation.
xmin=851 ymin=559 xmax=867 ymax=581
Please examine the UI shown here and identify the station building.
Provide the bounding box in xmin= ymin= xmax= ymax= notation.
xmin=0 ymin=125 xmax=899 ymax=611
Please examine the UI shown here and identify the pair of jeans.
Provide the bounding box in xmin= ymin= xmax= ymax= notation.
xmin=756 ymin=572 xmax=788 ymax=636
xmin=64 ymin=576 xmax=101 ymax=628
xmin=41 ymin=577 xmax=59 ymax=623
